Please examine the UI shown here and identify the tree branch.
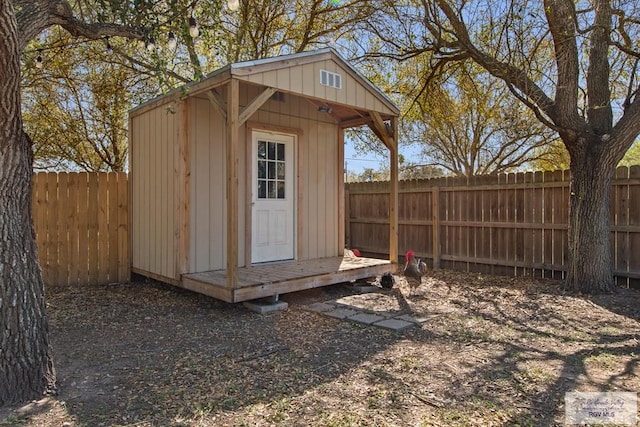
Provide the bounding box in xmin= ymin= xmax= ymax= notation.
xmin=16 ymin=0 xmax=143 ymax=52
xmin=541 ymin=0 xmax=584 ymax=132
xmin=429 ymin=0 xmax=559 ymax=126
xmin=586 ymin=0 xmax=613 ymax=135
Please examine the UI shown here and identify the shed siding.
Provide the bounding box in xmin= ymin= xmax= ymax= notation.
xmin=189 ymin=97 xmax=227 ymax=272
xmin=131 ymin=105 xmax=178 ymax=279
xmin=188 ymin=96 xmax=249 ymax=273
xmin=239 ymin=58 xmax=395 ymax=116
xmin=185 ymin=85 xmax=339 ymax=274
xmin=249 ymin=91 xmax=339 ymax=261
xmin=130 ymin=50 xmax=397 ymax=290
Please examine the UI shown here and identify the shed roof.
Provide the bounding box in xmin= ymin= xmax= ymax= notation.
xmin=130 ymin=48 xmax=400 ymax=123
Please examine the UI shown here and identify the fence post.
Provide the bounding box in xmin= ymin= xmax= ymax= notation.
xmin=432 ymin=186 xmax=440 ymax=269
xmin=344 ymin=186 xmax=351 ymax=249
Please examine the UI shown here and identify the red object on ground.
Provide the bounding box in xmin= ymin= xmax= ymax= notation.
xmin=352 ymin=248 xmax=361 ymax=257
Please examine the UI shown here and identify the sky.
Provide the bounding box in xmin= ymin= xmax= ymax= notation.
xmin=344 ymin=137 xmax=424 ymax=177
xmin=344 ymin=141 xmax=388 ymax=175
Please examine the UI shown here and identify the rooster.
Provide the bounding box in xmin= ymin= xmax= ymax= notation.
xmin=402 ymin=250 xmax=427 ymax=295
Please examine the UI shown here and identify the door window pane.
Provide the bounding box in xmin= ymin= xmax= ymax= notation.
xmin=258 ymin=141 xmax=266 ymax=159
xmin=257 ymin=140 xmax=288 ymax=200
xmin=268 ymin=162 xmax=276 ymax=180
xmin=268 ymin=142 xmax=276 ymax=160
xmin=268 ymin=181 xmax=277 ymax=198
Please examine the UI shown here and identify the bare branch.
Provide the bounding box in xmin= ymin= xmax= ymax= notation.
xmin=114 ymin=48 xmax=191 ymax=84
xmin=611 ymin=40 xmax=640 ymax=59
xmin=430 ymin=0 xmax=558 ymax=126
xmin=16 ymin=1 xmax=143 ymax=52
xmin=623 ymin=59 xmax=640 ymax=111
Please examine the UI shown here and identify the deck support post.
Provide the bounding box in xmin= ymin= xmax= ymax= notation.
xmin=175 ymin=98 xmax=191 ymax=279
xmin=388 ymin=119 xmax=399 ymax=264
xmin=226 ymin=79 xmax=240 ymax=289
xmin=368 ymin=113 xmax=398 ymax=264
xmin=338 ymin=128 xmax=345 ymax=255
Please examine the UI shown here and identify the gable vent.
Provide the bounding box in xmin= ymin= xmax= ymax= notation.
xmin=320 ymin=69 xmax=342 ymax=89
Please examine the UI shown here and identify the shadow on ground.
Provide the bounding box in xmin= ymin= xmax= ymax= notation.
xmin=43 ymin=281 xmax=401 ymax=426
xmin=1 ymin=271 xmax=639 ymax=426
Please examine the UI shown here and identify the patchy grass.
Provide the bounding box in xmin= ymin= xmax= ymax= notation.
xmin=584 ymin=351 xmax=623 ymax=370
xmin=1 ymin=270 xmax=639 ymax=426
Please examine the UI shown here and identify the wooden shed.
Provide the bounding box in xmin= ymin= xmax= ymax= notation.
xmin=129 ymin=48 xmax=400 ymax=302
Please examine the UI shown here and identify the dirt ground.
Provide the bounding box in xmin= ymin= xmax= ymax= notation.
xmin=1 ymin=270 xmax=639 ymax=426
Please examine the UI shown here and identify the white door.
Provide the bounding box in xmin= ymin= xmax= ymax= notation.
xmin=251 ymin=131 xmax=295 ymax=263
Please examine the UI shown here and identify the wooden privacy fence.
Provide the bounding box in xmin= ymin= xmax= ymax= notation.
xmin=346 ymin=166 xmax=640 ymax=288
xmin=32 ymin=172 xmax=129 ymax=286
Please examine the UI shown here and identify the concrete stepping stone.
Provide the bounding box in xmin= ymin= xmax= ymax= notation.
xmin=373 ymin=318 xmax=414 ymax=331
xmin=347 ymin=312 xmax=386 ymax=325
xmin=324 ymin=307 xmax=358 ymax=319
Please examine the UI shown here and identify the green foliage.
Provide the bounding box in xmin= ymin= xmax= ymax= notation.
xmin=20 ymin=0 xmax=381 ymax=171
xmin=401 ymin=60 xmax=558 ymax=176
xmin=356 ymin=8 xmax=561 ymax=177
xmin=347 ymin=167 xmax=387 ymax=182
xmin=346 ymin=159 xmax=444 ymax=182
xmin=399 ymin=163 xmax=445 ymax=180
xmin=362 ymin=0 xmax=640 ymax=175
xmin=531 ymin=139 xmax=640 ymax=171
xmin=22 ymin=29 xmax=158 ymax=171
xmin=619 ymin=140 xmax=640 ymax=167
xmin=527 ymin=140 xmax=570 ymax=171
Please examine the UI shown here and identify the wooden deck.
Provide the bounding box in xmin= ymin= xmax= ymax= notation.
xmin=181 ymin=256 xmax=396 ymax=303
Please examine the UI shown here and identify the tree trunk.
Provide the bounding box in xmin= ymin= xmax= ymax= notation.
xmin=0 ymin=133 xmax=56 ymax=406
xmin=0 ymin=3 xmax=56 ymax=405
xmin=565 ymin=137 xmax=617 ymax=293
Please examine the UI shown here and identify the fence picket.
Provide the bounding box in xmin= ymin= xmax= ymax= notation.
xmin=57 ymin=172 xmax=70 ymax=286
xmin=346 ymin=167 xmax=640 ymax=288
xmin=87 ymin=173 xmax=99 ymax=285
xmin=32 ymin=172 xmax=129 ymax=286
xmin=117 ymin=172 xmax=130 ymax=283
xmin=30 ymin=168 xmax=640 ymax=288
xmin=628 ymin=166 xmax=640 ymax=284
xmin=108 ymin=172 xmax=119 ymax=283
xmin=67 ymin=173 xmax=80 ymax=286
xmin=98 ymin=173 xmax=110 ymax=285
xmin=46 ymin=173 xmax=60 ymax=286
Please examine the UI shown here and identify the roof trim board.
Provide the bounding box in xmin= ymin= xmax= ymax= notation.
xmin=129 ymin=48 xmax=399 ymax=119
